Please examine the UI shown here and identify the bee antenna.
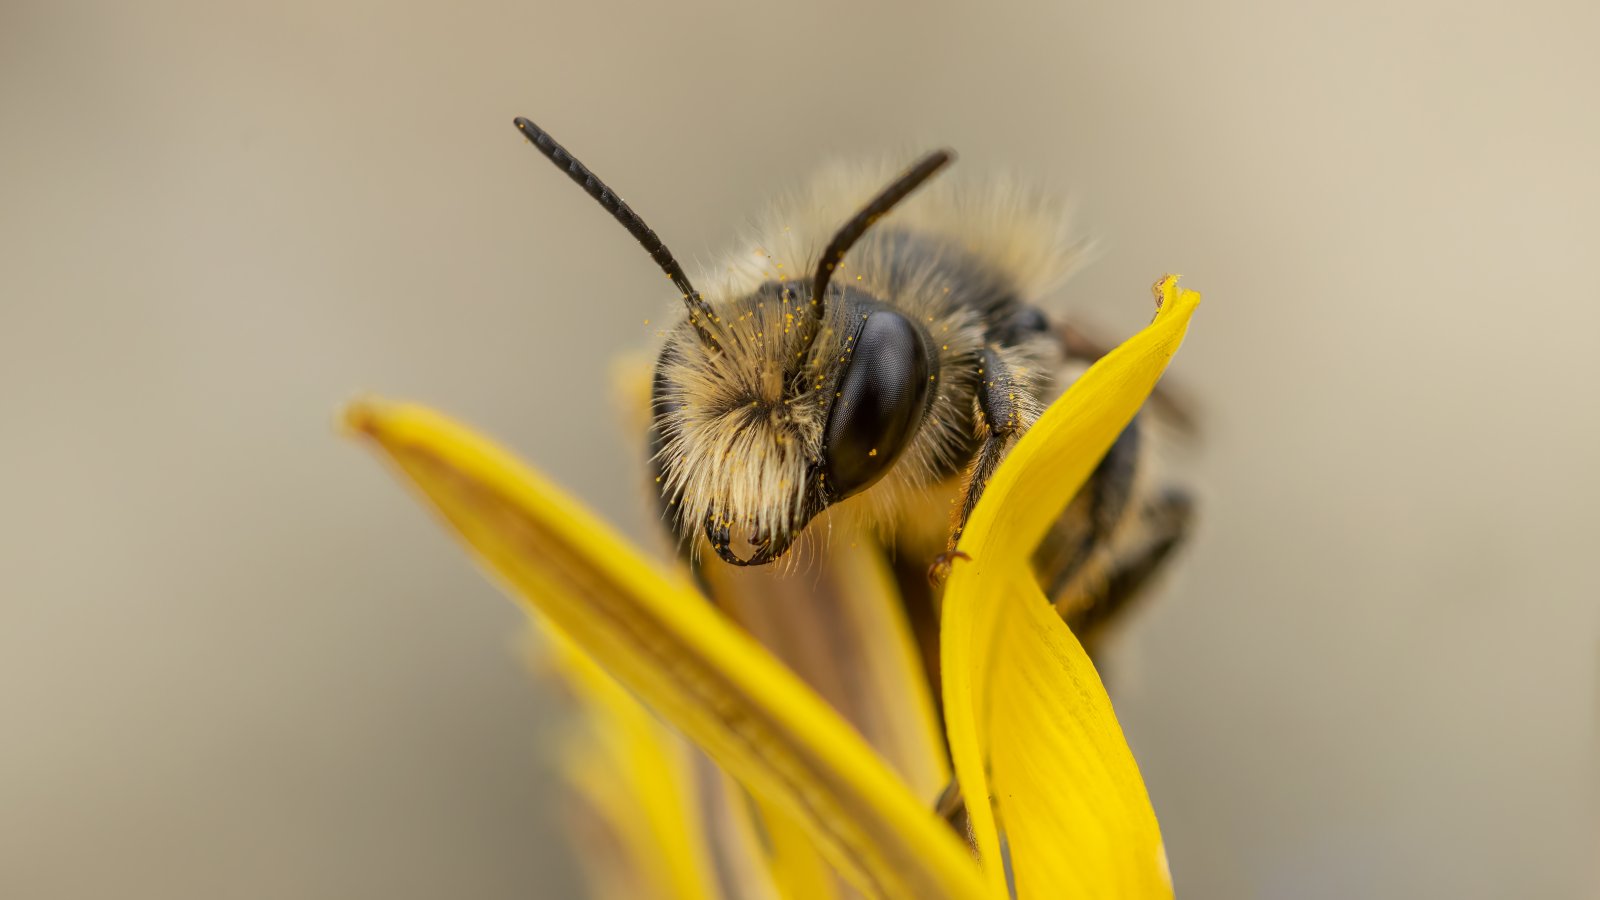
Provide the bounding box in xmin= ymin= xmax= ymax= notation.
xmin=805 ymin=149 xmax=956 ymax=349
xmin=513 ymin=117 xmax=721 ymax=351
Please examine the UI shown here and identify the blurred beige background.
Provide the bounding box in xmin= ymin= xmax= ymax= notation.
xmin=3 ymin=0 xmax=1596 ymax=897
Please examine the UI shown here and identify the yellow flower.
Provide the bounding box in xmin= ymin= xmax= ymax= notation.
xmin=343 ymin=276 xmax=1201 ymax=899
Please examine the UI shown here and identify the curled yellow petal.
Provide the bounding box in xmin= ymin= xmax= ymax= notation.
xmin=709 ymin=772 xmax=792 ymax=900
xmin=534 ymin=626 xmax=720 ymax=900
xmin=745 ymin=791 xmax=842 ymax=900
xmin=344 ymin=399 xmax=986 ymax=900
xmin=942 ymin=276 xmax=1199 ymax=897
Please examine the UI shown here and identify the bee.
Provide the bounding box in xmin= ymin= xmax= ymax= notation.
xmin=512 ymin=117 xmax=1193 ymax=644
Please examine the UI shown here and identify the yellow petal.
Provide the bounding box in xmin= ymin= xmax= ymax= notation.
xmin=704 ymin=530 xmax=950 ymax=804
xmin=745 ymin=791 xmax=843 ymax=900
xmin=824 ymin=537 xmax=951 ymax=803
xmin=534 ymin=625 xmax=720 ymax=900
xmin=942 ymin=276 xmax=1199 ymax=898
xmin=344 ymin=399 xmax=987 ymax=900
xmin=707 ymin=772 xmax=789 ymax=900
xmin=990 ymin=568 xmax=1172 ymax=897
xmin=563 ymin=745 xmax=658 ymax=900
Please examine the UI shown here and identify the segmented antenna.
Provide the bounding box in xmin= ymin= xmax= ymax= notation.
xmin=805 ymin=149 xmax=956 ymax=350
xmin=513 ymin=117 xmax=720 ymax=350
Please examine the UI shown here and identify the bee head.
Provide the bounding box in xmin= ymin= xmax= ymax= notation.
xmin=651 ymin=277 xmax=941 ymax=565
xmin=513 ymin=116 xmax=952 ymax=565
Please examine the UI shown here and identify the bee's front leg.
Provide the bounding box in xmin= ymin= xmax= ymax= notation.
xmin=928 ymin=348 xmax=1040 ymax=584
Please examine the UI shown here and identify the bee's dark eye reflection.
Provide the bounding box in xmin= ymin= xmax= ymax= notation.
xmin=821 ymin=309 xmax=935 ymax=499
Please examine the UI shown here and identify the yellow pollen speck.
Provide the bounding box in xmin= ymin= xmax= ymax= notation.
xmin=868 ymin=448 xmax=878 ymax=457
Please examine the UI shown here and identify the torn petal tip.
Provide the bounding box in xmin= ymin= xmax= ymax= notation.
xmin=1152 ymin=274 xmax=1181 ymax=308
xmin=1151 ymin=275 xmax=1200 ymax=323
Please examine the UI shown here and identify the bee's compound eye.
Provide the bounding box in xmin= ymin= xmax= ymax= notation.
xmin=822 ymin=309 xmax=934 ymax=499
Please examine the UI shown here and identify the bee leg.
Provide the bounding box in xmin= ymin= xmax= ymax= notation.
xmin=934 ymin=778 xmax=970 ymax=837
xmin=1064 ymin=486 xmax=1195 ymax=652
xmin=925 ymin=550 xmax=970 ymax=587
xmin=1037 ymin=417 xmax=1142 ymax=595
xmin=928 ymin=348 xmax=1039 ymax=583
